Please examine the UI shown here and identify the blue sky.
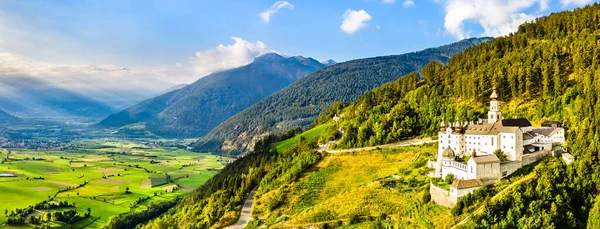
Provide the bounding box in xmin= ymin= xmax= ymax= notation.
xmin=0 ymin=0 xmax=597 ymax=88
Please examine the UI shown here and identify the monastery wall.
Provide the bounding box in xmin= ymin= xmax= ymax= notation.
xmin=430 ymin=182 xmax=456 ymax=208
xmin=500 ymin=160 xmax=522 ymax=177
xmin=522 ymin=150 xmax=550 ymax=166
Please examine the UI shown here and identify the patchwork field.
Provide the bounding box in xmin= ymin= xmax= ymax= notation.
xmin=251 ymin=145 xmax=454 ymax=228
xmin=0 ymin=140 xmax=228 ymax=228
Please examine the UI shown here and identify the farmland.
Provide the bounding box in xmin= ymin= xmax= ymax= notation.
xmin=0 ymin=139 xmax=229 ymax=228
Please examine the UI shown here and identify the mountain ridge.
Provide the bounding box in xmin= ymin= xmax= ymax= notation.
xmin=194 ymin=37 xmax=492 ymax=155
xmin=96 ymin=53 xmax=328 ymax=137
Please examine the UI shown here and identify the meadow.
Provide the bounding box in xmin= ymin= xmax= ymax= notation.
xmin=250 ymin=144 xmax=455 ymax=228
xmin=273 ymin=123 xmax=330 ymax=153
xmin=0 ymin=139 xmax=228 ymax=228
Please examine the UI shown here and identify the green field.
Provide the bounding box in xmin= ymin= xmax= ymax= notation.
xmin=273 ymin=124 xmax=331 ymax=153
xmin=0 ymin=139 xmax=229 ymax=228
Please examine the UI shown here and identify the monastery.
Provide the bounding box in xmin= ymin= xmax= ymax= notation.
xmin=428 ymin=89 xmax=565 ymax=207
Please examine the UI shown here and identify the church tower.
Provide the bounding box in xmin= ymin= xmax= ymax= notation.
xmin=488 ymin=88 xmax=501 ymax=123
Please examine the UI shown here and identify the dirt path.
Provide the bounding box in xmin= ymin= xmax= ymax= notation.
xmin=225 ymin=188 xmax=257 ymax=229
xmin=322 ymin=138 xmax=436 ymax=154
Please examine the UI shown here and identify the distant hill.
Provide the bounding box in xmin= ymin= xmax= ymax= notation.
xmin=194 ymin=37 xmax=491 ymax=155
xmin=0 ymin=76 xmax=115 ymax=122
xmin=96 ymin=53 xmax=328 ymax=137
xmin=0 ymin=109 xmax=21 ymax=124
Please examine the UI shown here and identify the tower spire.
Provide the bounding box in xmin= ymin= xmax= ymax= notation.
xmin=487 ymin=87 xmax=501 ymax=123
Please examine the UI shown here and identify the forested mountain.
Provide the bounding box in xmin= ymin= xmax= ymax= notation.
xmin=96 ymin=53 xmax=327 ymax=137
xmin=0 ymin=76 xmax=115 ymax=122
xmin=136 ymin=4 xmax=600 ymax=229
xmin=195 ymin=37 xmax=491 ymax=155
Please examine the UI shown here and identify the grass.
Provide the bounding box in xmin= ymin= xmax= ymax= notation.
xmin=273 ymin=124 xmax=331 ymax=153
xmin=251 ymin=145 xmax=455 ymax=228
xmin=0 ymin=139 xmax=230 ymax=228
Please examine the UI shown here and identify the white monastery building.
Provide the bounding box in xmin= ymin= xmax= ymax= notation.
xmin=429 ymin=89 xmax=565 ymax=206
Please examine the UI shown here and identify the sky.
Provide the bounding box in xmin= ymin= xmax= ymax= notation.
xmin=0 ymin=0 xmax=598 ymax=91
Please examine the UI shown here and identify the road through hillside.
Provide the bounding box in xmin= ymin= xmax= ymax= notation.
xmin=225 ymin=188 xmax=257 ymax=229
xmin=320 ymin=138 xmax=436 ymax=153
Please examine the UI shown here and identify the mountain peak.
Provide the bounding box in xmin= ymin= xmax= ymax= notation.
xmin=254 ymin=53 xmax=285 ymax=62
xmin=322 ymin=59 xmax=337 ymax=66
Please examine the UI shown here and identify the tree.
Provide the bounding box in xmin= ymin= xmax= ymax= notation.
xmin=493 ymin=149 xmax=508 ymax=162
xmin=125 ymin=187 xmax=130 ymax=194
xmin=445 ymin=174 xmax=455 ymax=184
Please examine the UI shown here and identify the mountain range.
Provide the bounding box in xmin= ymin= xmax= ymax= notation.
xmin=96 ymin=54 xmax=330 ymax=137
xmin=194 ymin=37 xmax=492 ymax=155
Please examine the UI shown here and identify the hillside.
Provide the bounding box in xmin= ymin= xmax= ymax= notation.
xmin=96 ymin=53 xmax=328 ymax=137
xmin=195 ymin=37 xmax=491 ymax=155
xmin=139 ymin=4 xmax=600 ymax=229
xmin=0 ymin=76 xmax=115 ymax=122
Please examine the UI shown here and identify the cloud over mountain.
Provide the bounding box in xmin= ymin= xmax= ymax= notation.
xmin=194 ymin=37 xmax=272 ymax=77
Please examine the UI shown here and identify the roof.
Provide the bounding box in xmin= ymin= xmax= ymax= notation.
xmin=523 ymin=132 xmax=535 ymax=140
xmin=464 ymin=121 xmax=520 ymax=135
xmin=531 ymin=127 xmax=561 ymax=137
xmin=542 ymin=120 xmax=561 ymax=125
xmin=524 ymin=144 xmax=536 ymax=153
xmin=490 ymin=88 xmax=498 ymax=99
xmin=451 ymin=179 xmax=483 ymax=189
xmin=471 ymin=154 xmax=500 ymax=164
xmin=443 ymin=147 xmax=455 ymax=158
xmin=464 ymin=123 xmax=495 ymax=135
xmin=501 ymin=118 xmax=532 ymax=128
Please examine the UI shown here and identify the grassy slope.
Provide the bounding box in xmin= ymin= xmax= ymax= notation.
xmin=251 ymin=145 xmax=454 ymax=228
xmin=273 ymin=124 xmax=330 ymax=153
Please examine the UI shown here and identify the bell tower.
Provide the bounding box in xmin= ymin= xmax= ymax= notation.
xmin=488 ymin=88 xmax=501 ymax=123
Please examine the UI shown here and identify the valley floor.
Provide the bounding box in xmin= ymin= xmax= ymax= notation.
xmin=0 ymin=139 xmax=229 ymax=228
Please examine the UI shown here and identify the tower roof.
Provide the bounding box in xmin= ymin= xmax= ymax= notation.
xmin=490 ymin=88 xmax=498 ymax=99
xmin=442 ymin=147 xmax=455 ymax=158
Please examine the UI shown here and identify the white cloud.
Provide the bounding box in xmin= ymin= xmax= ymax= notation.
xmin=403 ymin=0 xmax=416 ymax=7
xmin=560 ymin=0 xmax=594 ymax=5
xmin=382 ymin=0 xmax=396 ymax=4
xmin=340 ymin=9 xmax=372 ymax=34
xmin=260 ymin=1 xmax=295 ymax=23
xmin=193 ymin=36 xmax=272 ymax=76
xmin=441 ymin=0 xmax=549 ymax=40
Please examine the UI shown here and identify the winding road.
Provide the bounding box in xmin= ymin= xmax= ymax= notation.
xmin=319 ymin=137 xmax=436 ymax=153
xmin=225 ymin=188 xmax=257 ymax=229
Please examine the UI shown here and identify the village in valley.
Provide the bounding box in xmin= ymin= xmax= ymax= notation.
xmin=427 ymin=88 xmax=571 ymax=207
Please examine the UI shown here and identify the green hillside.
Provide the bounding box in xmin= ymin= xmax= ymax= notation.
xmin=141 ymin=4 xmax=600 ymax=228
xmin=96 ymin=53 xmax=327 ymax=138
xmin=194 ymin=37 xmax=491 ymax=155
xmin=273 ymin=123 xmax=330 ymax=153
